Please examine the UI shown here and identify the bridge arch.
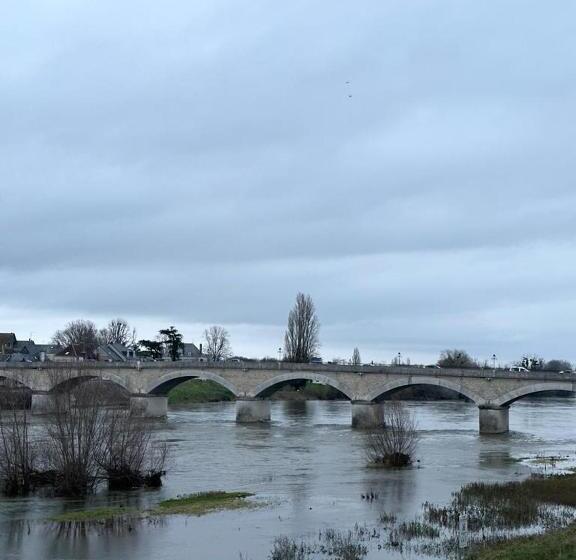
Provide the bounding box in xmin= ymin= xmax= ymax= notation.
xmin=364 ymin=377 xmax=482 ymax=405
xmin=147 ymin=370 xmax=240 ymax=396
xmin=48 ymin=373 xmax=131 ymax=395
xmin=493 ymin=382 xmax=575 ymax=408
xmin=0 ymin=375 xmax=34 ymax=392
xmin=252 ymin=373 xmax=353 ymax=400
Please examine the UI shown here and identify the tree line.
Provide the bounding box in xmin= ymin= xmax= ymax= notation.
xmin=437 ymin=349 xmax=573 ymax=372
xmin=45 ymin=296 xmax=572 ymax=369
xmin=51 ymin=318 xmax=233 ymax=362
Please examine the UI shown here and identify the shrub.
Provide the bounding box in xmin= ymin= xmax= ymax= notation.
xmin=365 ymin=402 xmax=418 ymax=467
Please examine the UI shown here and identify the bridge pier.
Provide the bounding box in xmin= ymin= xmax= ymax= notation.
xmin=479 ymin=406 xmax=509 ymax=434
xmin=130 ymin=395 xmax=168 ymax=417
xmin=236 ymin=399 xmax=271 ymax=423
xmin=351 ymin=401 xmax=383 ymax=429
xmin=31 ymin=392 xmax=55 ymax=414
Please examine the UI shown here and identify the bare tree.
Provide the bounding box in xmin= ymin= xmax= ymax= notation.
xmin=351 ymin=347 xmax=361 ymax=366
xmin=52 ymin=319 xmax=100 ymax=357
xmin=99 ymin=318 xmax=136 ymax=347
xmin=0 ymin=406 xmax=35 ymax=496
xmin=0 ymin=369 xmax=168 ymax=498
xmin=437 ymin=349 xmax=477 ymax=369
xmin=365 ymin=402 xmax=418 ymax=467
xmin=101 ymin=411 xmax=167 ymax=490
xmin=44 ymin=376 xmax=111 ymax=496
xmin=204 ymin=326 xmax=232 ymax=361
xmin=284 ymin=293 xmax=320 ymax=363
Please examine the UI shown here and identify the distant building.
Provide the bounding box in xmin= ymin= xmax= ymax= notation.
xmin=96 ymin=343 xmax=137 ymax=362
xmin=53 ymin=344 xmax=98 ymax=362
xmin=0 ymin=333 xmax=17 ymax=354
xmin=0 ymin=335 xmax=61 ymax=362
xmin=160 ymin=341 xmax=203 ymax=361
xmin=13 ymin=340 xmax=61 ymax=362
xmin=181 ymin=342 xmax=202 ymax=360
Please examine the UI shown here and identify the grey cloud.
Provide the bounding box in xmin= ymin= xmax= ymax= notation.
xmin=2 ymin=0 xmax=576 ymax=362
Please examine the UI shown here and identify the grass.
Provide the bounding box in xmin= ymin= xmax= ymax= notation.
xmin=420 ymin=474 xmax=576 ymax=558
xmin=468 ymin=523 xmax=576 ymax=560
xmin=153 ymin=491 xmax=253 ymax=515
xmin=48 ymin=491 xmax=254 ymax=523
xmin=398 ymin=521 xmax=440 ymax=539
xmin=269 ymin=382 xmax=345 ymax=401
xmin=168 ymin=380 xmax=235 ymax=404
xmin=168 ymin=380 xmax=346 ymax=404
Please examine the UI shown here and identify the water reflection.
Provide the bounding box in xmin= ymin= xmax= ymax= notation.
xmin=0 ymin=397 xmax=574 ymax=559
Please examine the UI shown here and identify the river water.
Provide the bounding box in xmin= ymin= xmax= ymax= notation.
xmin=1 ymin=397 xmax=575 ymax=559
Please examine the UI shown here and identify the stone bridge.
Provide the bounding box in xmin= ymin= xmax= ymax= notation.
xmin=1 ymin=361 xmax=575 ymax=433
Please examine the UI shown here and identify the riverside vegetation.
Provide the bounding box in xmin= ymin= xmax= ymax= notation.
xmin=167 ymin=379 xmax=471 ymax=405
xmin=49 ymin=491 xmax=255 ymax=523
xmin=167 ymin=379 xmax=345 ymax=404
xmin=247 ymin=472 xmax=576 ymax=559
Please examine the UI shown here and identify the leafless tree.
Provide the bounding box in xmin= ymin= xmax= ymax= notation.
xmin=0 ymin=405 xmax=35 ymax=496
xmin=351 ymin=347 xmax=361 ymax=366
xmin=365 ymin=402 xmax=418 ymax=467
xmin=101 ymin=411 xmax=167 ymax=490
xmin=204 ymin=326 xmax=232 ymax=361
xmin=0 ymin=369 xmax=167 ymax=497
xmin=99 ymin=318 xmax=136 ymax=347
xmin=437 ymin=349 xmax=477 ymax=369
xmin=52 ymin=319 xmax=100 ymax=356
xmin=284 ymin=293 xmax=320 ymax=363
xmin=44 ymin=375 xmax=111 ymax=496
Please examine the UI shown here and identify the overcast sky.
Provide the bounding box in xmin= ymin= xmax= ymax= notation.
xmin=2 ymin=1 xmax=576 ymax=364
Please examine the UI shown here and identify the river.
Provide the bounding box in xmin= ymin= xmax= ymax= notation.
xmin=1 ymin=397 xmax=575 ymax=559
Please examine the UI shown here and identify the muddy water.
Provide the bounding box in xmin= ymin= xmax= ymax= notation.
xmin=1 ymin=397 xmax=575 ymax=559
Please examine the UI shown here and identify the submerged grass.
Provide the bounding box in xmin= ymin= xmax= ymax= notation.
xmin=154 ymin=491 xmax=253 ymax=515
xmin=268 ymin=528 xmax=370 ymax=560
xmin=47 ymin=491 xmax=254 ymax=523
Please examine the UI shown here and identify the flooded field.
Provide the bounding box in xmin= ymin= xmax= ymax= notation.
xmin=1 ymin=397 xmax=575 ymax=559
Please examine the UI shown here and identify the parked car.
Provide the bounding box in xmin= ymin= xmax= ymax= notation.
xmin=309 ymin=357 xmax=323 ymax=364
xmin=509 ymin=366 xmax=529 ymax=373
xmin=425 ymin=364 xmax=441 ymax=369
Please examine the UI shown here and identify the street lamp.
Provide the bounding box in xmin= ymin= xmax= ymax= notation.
xmin=492 ymin=354 xmax=497 ymax=372
xmin=397 ymin=352 xmax=402 ymax=366
xmin=278 ymin=347 xmax=282 ymax=362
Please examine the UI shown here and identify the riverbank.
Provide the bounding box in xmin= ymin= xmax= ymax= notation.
xmin=438 ymin=472 xmax=576 ymax=559
xmin=168 ymin=380 xmax=235 ymax=403
xmin=167 ymin=379 xmax=470 ymax=403
xmin=167 ymin=379 xmax=344 ymax=403
xmin=469 ymin=523 xmax=576 ymax=559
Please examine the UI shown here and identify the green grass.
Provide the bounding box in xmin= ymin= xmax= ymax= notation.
xmin=168 ymin=379 xmax=347 ymax=404
xmin=468 ymin=523 xmax=576 ymax=559
xmin=168 ymin=380 xmax=235 ymax=404
xmin=48 ymin=491 xmax=254 ymax=523
xmin=153 ymin=491 xmax=253 ymax=515
xmin=269 ymin=381 xmax=346 ymax=400
xmin=49 ymin=506 xmax=137 ymax=522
